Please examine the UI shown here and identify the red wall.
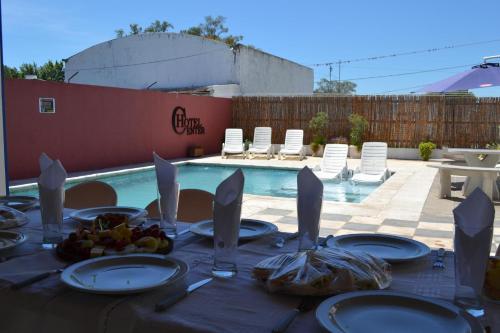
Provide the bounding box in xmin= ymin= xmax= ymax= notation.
xmin=5 ymin=79 xmax=232 ymax=180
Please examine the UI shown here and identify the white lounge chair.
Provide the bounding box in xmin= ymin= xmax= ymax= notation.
xmin=221 ymin=128 xmax=245 ymax=158
xmin=352 ymin=142 xmax=389 ymax=184
xmin=247 ymin=127 xmax=273 ymax=159
xmin=313 ymin=144 xmax=348 ymax=181
xmin=279 ymin=129 xmax=305 ymax=160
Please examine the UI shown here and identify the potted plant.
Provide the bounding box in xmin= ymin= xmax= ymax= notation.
xmin=418 ymin=141 xmax=436 ymax=161
xmin=309 ymin=111 xmax=329 ymax=156
xmin=348 ymin=114 xmax=368 ymax=158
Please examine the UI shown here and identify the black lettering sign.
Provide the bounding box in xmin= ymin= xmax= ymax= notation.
xmin=171 ymin=106 xmax=205 ymax=136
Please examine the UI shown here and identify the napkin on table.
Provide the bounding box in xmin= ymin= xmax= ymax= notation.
xmin=38 ymin=159 xmax=67 ymax=225
xmin=153 ymin=153 xmax=179 ymax=220
xmin=453 ymin=187 xmax=494 ymax=294
xmin=213 ymin=169 xmax=244 ymax=248
xmin=297 ymin=166 xmax=323 ymax=251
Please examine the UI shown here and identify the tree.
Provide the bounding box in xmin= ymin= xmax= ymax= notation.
xmin=115 ymin=20 xmax=174 ymax=37
xmin=3 ymin=65 xmax=21 ymax=79
xmin=180 ymin=16 xmax=243 ymax=48
xmin=314 ymin=78 xmax=357 ymax=95
xmin=38 ymin=60 xmax=64 ymax=81
xmin=2 ymin=60 xmax=64 ymax=82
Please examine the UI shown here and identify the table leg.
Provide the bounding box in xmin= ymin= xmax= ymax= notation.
xmin=440 ymin=169 xmax=451 ymax=198
xmin=482 ymin=172 xmax=495 ymax=200
xmin=463 ymin=154 xmax=499 ymax=199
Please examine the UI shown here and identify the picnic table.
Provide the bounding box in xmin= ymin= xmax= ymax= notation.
xmin=447 ymin=148 xmax=500 ymax=199
xmin=1 ymin=209 xmax=499 ymax=333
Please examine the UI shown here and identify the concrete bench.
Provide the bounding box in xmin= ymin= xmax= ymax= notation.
xmin=428 ymin=164 xmax=499 ymax=200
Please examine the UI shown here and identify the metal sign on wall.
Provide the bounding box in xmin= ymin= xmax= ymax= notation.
xmin=172 ymin=106 xmax=205 ymax=135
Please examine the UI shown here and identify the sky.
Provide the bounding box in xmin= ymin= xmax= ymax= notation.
xmin=3 ymin=0 xmax=500 ymax=96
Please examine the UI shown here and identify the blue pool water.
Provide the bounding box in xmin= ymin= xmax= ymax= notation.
xmin=11 ymin=164 xmax=378 ymax=207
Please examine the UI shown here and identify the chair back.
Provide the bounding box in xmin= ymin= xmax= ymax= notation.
xmin=360 ymin=142 xmax=388 ymax=175
xmin=64 ymin=181 xmax=117 ymax=210
xmin=224 ymin=128 xmax=243 ymax=149
xmin=145 ymin=189 xmax=214 ymax=223
xmin=321 ymin=144 xmax=348 ymax=173
xmin=284 ymin=129 xmax=303 ymax=150
xmin=252 ymin=127 xmax=272 ymax=149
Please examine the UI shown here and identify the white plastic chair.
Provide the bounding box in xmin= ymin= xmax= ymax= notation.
xmin=352 ymin=142 xmax=389 ymax=184
xmin=221 ymin=128 xmax=245 ymax=158
xmin=313 ymin=144 xmax=348 ymax=181
xmin=278 ymin=129 xmax=305 ymax=160
xmin=247 ymin=127 xmax=273 ymax=159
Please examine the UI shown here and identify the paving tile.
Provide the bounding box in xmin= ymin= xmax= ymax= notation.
xmin=321 ymin=213 xmax=351 ymax=222
xmin=414 ymin=229 xmax=453 ymax=238
xmin=377 ymin=225 xmax=416 ymax=237
xmin=417 ymin=222 xmax=454 ymax=232
xmin=275 ymin=216 xmax=297 ymax=226
xmin=349 ymin=216 xmax=384 ymax=225
xmin=335 ymin=229 xmax=369 ymax=236
xmin=382 ymin=219 xmax=419 ymax=228
xmin=319 ymin=228 xmax=338 ymax=237
xmin=259 ymin=208 xmax=294 ymax=216
xmin=321 ymin=220 xmax=346 ymax=229
xmin=342 ymin=222 xmax=379 ymax=232
xmin=412 ymin=236 xmax=453 ymax=250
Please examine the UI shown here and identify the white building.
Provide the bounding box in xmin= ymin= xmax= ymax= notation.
xmin=64 ymin=33 xmax=313 ymax=97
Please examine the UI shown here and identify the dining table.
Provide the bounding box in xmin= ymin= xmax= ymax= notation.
xmin=447 ymin=148 xmax=500 ymax=199
xmin=1 ymin=208 xmax=499 ymax=333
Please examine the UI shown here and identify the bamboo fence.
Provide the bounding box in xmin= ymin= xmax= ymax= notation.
xmin=232 ymin=95 xmax=500 ymax=148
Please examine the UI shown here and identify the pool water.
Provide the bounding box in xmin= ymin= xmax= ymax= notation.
xmin=11 ymin=164 xmax=378 ymax=207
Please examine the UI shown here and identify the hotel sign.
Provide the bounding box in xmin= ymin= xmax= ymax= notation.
xmin=171 ymin=106 xmax=205 ymax=135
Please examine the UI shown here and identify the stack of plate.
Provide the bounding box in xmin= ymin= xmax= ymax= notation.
xmin=189 ymin=219 xmax=278 ymax=240
xmin=0 ymin=230 xmax=27 ymax=251
xmin=0 ymin=196 xmax=38 ymax=212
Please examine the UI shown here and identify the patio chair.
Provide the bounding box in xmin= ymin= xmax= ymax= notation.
xmin=64 ymin=181 xmax=117 ymax=209
xmin=278 ymin=129 xmax=305 ymax=160
xmin=221 ymin=128 xmax=245 ymax=158
xmin=145 ymin=189 xmax=214 ymax=222
xmin=313 ymin=144 xmax=349 ymax=181
xmin=352 ymin=142 xmax=389 ymax=184
xmin=247 ymin=127 xmax=273 ymax=159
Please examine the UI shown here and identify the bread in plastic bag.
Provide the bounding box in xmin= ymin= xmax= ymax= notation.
xmin=252 ymin=247 xmax=391 ymax=295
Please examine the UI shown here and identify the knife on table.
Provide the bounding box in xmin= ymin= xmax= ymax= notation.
xmin=155 ymin=277 xmax=213 ymax=312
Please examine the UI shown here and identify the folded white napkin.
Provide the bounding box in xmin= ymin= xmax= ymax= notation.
xmin=153 ymin=153 xmax=178 ymax=221
xmin=39 ymin=152 xmax=53 ymax=172
xmin=38 ymin=160 xmax=67 ymax=224
xmin=453 ymin=187 xmax=494 ymax=294
xmin=213 ymin=169 xmax=244 ymax=248
xmin=297 ymin=167 xmax=323 ymax=250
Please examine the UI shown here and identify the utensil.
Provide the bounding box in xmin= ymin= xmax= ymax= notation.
xmin=328 ymin=233 xmax=431 ymax=263
xmin=432 ymin=248 xmax=446 ymax=269
xmin=319 ymin=235 xmax=334 ymax=248
xmin=69 ymin=206 xmax=147 ymax=225
xmin=316 ymin=290 xmax=484 ymax=333
xmin=0 ymin=230 xmax=28 ymax=251
xmin=273 ymin=232 xmax=299 ymax=248
xmin=155 ymin=277 xmax=212 ymax=312
xmin=11 ymin=268 xmax=63 ymax=290
xmin=272 ymin=297 xmax=317 ymax=333
xmin=60 ymin=254 xmax=188 ymax=294
xmin=190 ymin=219 xmax=278 ymax=240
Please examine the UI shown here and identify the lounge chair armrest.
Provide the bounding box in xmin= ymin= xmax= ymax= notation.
xmin=313 ymin=165 xmax=321 ymax=171
xmin=384 ymin=168 xmax=391 ymax=180
xmin=353 ymin=167 xmax=360 ymax=174
xmin=222 ymin=143 xmax=225 ymax=149
xmin=248 ymin=143 xmax=253 ymax=149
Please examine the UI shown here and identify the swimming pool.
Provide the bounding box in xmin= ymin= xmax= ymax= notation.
xmin=10 ymin=164 xmax=378 ymax=207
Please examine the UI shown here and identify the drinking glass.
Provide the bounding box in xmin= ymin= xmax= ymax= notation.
xmin=211 ymin=200 xmax=241 ymax=278
xmin=40 ymin=188 xmax=64 ymax=249
xmin=454 ymin=224 xmax=493 ymax=317
xmin=158 ymin=182 xmax=179 ymax=238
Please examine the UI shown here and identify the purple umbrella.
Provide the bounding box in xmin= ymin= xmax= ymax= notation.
xmin=419 ymin=63 xmax=500 ymax=93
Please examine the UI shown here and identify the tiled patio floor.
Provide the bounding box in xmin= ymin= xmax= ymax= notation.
xmin=191 ymin=155 xmax=500 ymax=254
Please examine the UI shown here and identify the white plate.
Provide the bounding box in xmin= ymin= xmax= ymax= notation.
xmin=69 ymin=206 xmax=147 ymax=225
xmin=316 ymin=290 xmax=483 ymax=333
xmin=60 ymin=254 xmax=188 ymax=294
xmin=189 ymin=219 xmax=278 ymax=240
xmin=0 ymin=196 xmax=38 ymax=212
xmin=327 ymin=233 xmax=431 ymax=263
xmin=0 ymin=230 xmax=28 ymax=251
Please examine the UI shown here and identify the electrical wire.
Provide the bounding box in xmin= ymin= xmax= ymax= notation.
xmin=310 ymin=38 xmax=500 ymax=67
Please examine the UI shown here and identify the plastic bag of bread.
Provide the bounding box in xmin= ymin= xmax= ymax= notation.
xmin=252 ymin=247 xmax=391 ymax=295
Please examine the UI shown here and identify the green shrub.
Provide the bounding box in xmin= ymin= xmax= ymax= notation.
xmin=418 ymin=141 xmax=436 ymax=161
xmin=244 ymin=139 xmax=252 ymax=151
xmin=309 ymin=112 xmax=329 ymax=146
xmin=349 ymin=114 xmax=368 ymax=151
xmin=329 ymin=136 xmax=348 ymax=144
xmin=310 ymin=141 xmax=321 ymax=154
